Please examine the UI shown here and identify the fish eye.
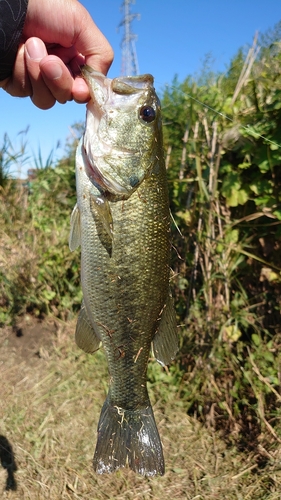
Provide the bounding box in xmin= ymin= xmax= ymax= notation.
xmin=139 ymin=105 xmax=156 ymax=123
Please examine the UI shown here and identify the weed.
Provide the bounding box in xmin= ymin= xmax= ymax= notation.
xmin=0 ymin=146 xmax=80 ymax=326
xmin=163 ymin=36 xmax=281 ymax=453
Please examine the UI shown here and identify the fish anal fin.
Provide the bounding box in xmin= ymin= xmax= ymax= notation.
xmin=93 ymin=397 xmax=164 ymax=476
xmin=69 ymin=203 xmax=81 ymax=251
xmin=152 ymin=292 xmax=178 ymax=367
xmin=75 ymin=304 xmax=101 ymax=353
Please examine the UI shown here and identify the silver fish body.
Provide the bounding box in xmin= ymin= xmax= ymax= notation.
xmin=69 ymin=67 xmax=178 ymax=476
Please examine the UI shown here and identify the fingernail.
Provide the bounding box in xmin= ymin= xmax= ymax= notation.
xmin=25 ymin=38 xmax=46 ymax=61
xmin=41 ymin=63 xmax=63 ymax=80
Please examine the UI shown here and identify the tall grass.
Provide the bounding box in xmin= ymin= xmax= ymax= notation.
xmin=0 ymin=143 xmax=81 ymax=326
xmin=163 ymin=40 xmax=281 ymax=455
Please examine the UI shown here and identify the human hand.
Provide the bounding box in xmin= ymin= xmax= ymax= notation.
xmin=0 ymin=0 xmax=113 ymax=109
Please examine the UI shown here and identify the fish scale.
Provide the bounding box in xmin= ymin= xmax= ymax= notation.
xmin=84 ymin=175 xmax=170 ymax=408
xmin=69 ymin=67 xmax=178 ymax=476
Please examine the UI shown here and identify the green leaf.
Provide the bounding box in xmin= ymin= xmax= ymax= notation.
xmin=258 ymin=160 xmax=270 ymax=172
xmin=223 ymin=325 xmax=242 ymax=342
xmin=225 ymin=229 xmax=239 ymax=244
xmin=226 ymin=188 xmax=249 ymax=207
xmin=40 ymin=180 xmax=51 ymax=191
xmin=42 ymin=290 xmax=56 ymax=301
xmin=238 ymin=162 xmax=251 ymax=170
xmin=244 ymin=125 xmax=261 ymax=139
xmin=236 ymin=189 xmax=249 ymax=205
xmin=273 ymin=209 xmax=281 ymax=220
xmin=221 ymin=172 xmax=240 ymax=206
xmin=264 ymin=351 xmax=274 ymax=363
xmin=252 ymin=334 xmax=261 ymax=347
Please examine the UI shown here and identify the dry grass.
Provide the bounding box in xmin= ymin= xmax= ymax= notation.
xmin=1 ymin=318 xmax=281 ymax=500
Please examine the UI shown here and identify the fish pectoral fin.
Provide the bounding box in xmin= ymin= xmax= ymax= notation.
xmin=152 ymin=291 xmax=178 ymax=366
xmin=69 ymin=203 xmax=81 ymax=251
xmin=75 ymin=304 xmax=101 ymax=353
xmin=89 ymin=194 xmax=113 ymax=240
xmin=89 ymin=194 xmax=113 ymax=256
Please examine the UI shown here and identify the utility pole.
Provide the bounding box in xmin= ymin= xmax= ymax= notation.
xmin=119 ymin=0 xmax=140 ymax=76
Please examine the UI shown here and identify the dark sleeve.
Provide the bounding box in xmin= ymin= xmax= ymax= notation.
xmin=0 ymin=0 xmax=29 ymax=81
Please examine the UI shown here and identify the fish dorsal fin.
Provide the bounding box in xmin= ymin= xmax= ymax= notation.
xmin=75 ymin=303 xmax=101 ymax=353
xmin=152 ymin=292 xmax=178 ymax=366
xmin=69 ymin=203 xmax=81 ymax=251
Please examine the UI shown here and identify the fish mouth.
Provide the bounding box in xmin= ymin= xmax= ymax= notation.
xmin=82 ymin=146 xmax=130 ymax=196
xmin=81 ymin=64 xmax=154 ymax=100
xmin=82 ymin=65 xmax=154 ymax=96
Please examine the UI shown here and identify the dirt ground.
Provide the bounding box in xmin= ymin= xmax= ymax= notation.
xmin=1 ymin=318 xmax=56 ymax=366
xmin=0 ymin=317 xmax=61 ymax=495
xmin=1 ymin=316 xmax=281 ymax=500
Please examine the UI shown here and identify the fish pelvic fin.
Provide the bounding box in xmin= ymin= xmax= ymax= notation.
xmin=93 ymin=397 xmax=165 ymax=476
xmin=75 ymin=304 xmax=101 ymax=353
xmin=152 ymin=292 xmax=178 ymax=366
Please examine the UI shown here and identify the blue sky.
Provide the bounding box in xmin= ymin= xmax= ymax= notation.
xmin=1 ymin=0 xmax=280 ymax=177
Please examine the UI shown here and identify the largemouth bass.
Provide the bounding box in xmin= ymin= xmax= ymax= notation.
xmin=69 ymin=66 xmax=178 ymax=476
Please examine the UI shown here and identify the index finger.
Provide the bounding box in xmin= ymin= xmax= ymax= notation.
xmin=72 ymin=6 xmax=113 ymax=75
xmin=23 ymin=1 xmax=114 ymax=76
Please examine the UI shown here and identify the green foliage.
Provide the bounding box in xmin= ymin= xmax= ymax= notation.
xmin=0 ymin=149 xmax=80 ymax=325
xmin=161 ymin=22 xmax=281 ymax=453
xmin=0 ymin=130 xmax=29 ymax=188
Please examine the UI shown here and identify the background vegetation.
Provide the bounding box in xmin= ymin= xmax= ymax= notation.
xmin=1 ymin=21 xmax=281 ymax=497
xmin=162 ymin=25 xmax=281 ymax=455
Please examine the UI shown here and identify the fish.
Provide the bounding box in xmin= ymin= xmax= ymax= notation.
xmin=69 ymin=66 xmax=178 ymax=476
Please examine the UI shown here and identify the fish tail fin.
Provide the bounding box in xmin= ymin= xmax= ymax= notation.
xmin=93 ymin=396 xmax=165 ymax=476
